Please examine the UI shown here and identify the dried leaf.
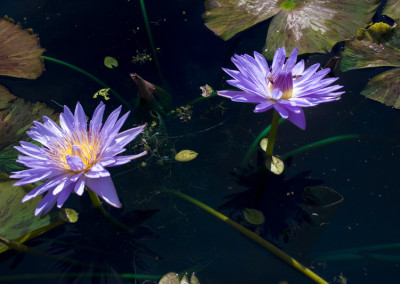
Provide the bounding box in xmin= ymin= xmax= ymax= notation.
xmin=0 ymin=17 xmax=44 ymax=79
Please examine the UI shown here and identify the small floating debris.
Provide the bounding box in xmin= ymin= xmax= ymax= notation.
xmin=175 ymin=150 xmax=198 ymax=162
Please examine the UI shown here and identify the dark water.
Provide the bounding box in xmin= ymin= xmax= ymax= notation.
xmin=0 ymin=1 xmax=399 ymax=283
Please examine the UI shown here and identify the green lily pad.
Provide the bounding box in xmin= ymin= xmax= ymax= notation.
xmin=340 ymin=23 xmax=400 ymax=72
xmin=159 ymin=272 xmax=200 ymax=284
xmin=361 ymin=68 xmax=400 ymax=109
xmin=0 ymin=88 xmax=57 ymax=173
xmin=0 ymin=176 xmax=77 ymax=253
xmin=383 ymin=0 xmax=400 ymax=21
xmin=203 ymin=0 xmax=378 ymax=59
xmin=104 ymin=56 xmax=118 ymax=68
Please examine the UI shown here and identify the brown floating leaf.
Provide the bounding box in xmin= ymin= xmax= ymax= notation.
xmin=361 ymin=68 xmax=400 ymax=109
xmin=0 ymin=16 xmax=45 ymax=79
xmin=383 ymin=0 xmax=400 ymax=21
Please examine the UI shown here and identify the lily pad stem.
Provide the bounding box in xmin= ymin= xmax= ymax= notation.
xmin=139 ymin=0 xmax=165 ymax=84
xmin=41 ymin=56 xmax=132 ymax=110
xmin=87 ymin=188 xmax=132 ymax=233
xmin=165 ymin=189 xmax=329 ymax=284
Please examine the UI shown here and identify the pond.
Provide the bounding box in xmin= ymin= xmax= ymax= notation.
xmin=0 ymin=0 xmax=399 ymax=283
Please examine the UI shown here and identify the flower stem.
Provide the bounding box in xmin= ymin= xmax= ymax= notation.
xmin=41 ymin=55 xmax=132 ymax=110
xmin=280 ymin=134 xmax=360 ymax=160
xmin=87 ymin=189 xmax=132 ymax=233
xmin=165 ymin=189 xmax=329 ymax=284
xmin=239 ymin=117 xmax=285 ymax=169
xmin=265 ymin=110 xmax=281 ymax=158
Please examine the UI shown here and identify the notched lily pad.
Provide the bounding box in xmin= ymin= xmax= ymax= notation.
xmin=0 ymin=177 xmax=77 ymax=253
xmin=175 ymin=150 xmax=198 ymax=162
xmin=383 ymin=0 xmax=400 ymax=21
xmin=104 ymin=56 xmax=118 ymax=68
xmin=341 ymin=22 xmax=400 ymax=108
xmin=0 ymin=16 xmax=44 ymax=79
xmin=243 ymin=208 xmax=265 ymax=225
xmin=203 ymin=0 xmax=378 ymax=59
xmin=361 ymin=68 xmax=400 ymax=109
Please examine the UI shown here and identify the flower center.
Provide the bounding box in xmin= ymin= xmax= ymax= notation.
xmin=47 ymin=131 xmax=101 ymax=171
xmin=267 ymin=71 xmax=294 ymax=100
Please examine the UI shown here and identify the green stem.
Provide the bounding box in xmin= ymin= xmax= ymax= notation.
xmin=41 ymin=55 xmax=132 ymax=110
xmin=265 ymin=110 xmax=280 ymax=157
xmin=139 ymin=0 xmax=164 ymax=84
xmin=280 ymin=134 xmax=360 ymax=160
xmin=0 ymin=272 xmax=161 ymax=281
xmin=240 ymin=118 xmax=285 ymax=169
xmin=165 ymin=189 xmax=329 ymax=284
xmin=87 ymin=189 xmax=133 ymax=233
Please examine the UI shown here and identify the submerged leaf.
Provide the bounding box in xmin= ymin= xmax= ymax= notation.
xmin=0 ymin=16 xmax=44 ymax=79
xmin=243 ymin=208 xmax=265 ymax=225
xmin=0 ymin=177 xmax=76 ymax=253
xmin=175 ymin=150 xmax=198 ymax=162
xmin=203 ymin=0 xmax=378 ymax=59
xmin=361 ymin=68 xmax=400 ymax=109
xmin=104 ymin=56 xmax=118 ymax=68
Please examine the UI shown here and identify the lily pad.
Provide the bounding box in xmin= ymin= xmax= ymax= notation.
xmin=383 ymin=0 xmax=400 ymax=21
xmin=360 ymin=68 xmax=400 ymax=109
xmin=0 ymin=88 xmax=57 ymax=172
xmin=340 ymin=23 xmax=400 ymax=72
xmin=175 ymin=150 xmax=198 ymax=162
xmin=203 ymin=0 xmax=378 ymax=59
xmin=341 ymin=22 xmax=400 ymax=109
xmin=159 ymin=272 xmax=200 ymax=284
xmin=0 ymin=16 xmax=44 ymax=79
xmin=104 ymin=56 xmax=118 ymax=68
xmin=0 ymin=175 xmax=77 ymax=253
xmin=243 ymin=208 xmax=265 ymax=225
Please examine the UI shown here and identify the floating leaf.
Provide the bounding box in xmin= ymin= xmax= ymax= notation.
xmin=341 ymin=22 xmax=400 ymax=108
xmin=383 ymin=0 xmax=400 ymax=21
xmin=174 ymin=150 xmax=198 ymax=162
xmin=243 ymin=208 xmax=265 ymax=225
xmin=0 ymin=16 xmax=44 ymax=79
xmin=104 ymin=56 xmax=118 ymax=68
xmin=361 ymin=68 xmax=400 ymax=109
xmin=0 ymin=88 xmax=57 ymax=172
xmin=259 ymin=137 xmax=268 ymax=152
xmin=190 ymin=273 xmax=200 ymax=284
xmin=340 ymin=23 xmax=400 ymax=72
xmin=265 ymin=155 xmax=284 ymax=175
xmin=159 ymin=272 xmax=180 ymax=284
xmin=93 ymin=88 xmax=110 ymax=100
xmin=203 ymin=0 xmax=378 ymax=59
xmin=0 ymin=176 xmax=77 ymax=253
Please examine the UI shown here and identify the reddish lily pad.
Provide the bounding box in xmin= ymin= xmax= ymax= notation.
xmin=361 ymin=68 xmax=400 ymax=109
xmin=0 ymin=16 xmax=44 ymax=79
xmin=203 ymin=0 xmax=378 ymax=59
xmin=383 ymin=0 xmax=400 ymax=21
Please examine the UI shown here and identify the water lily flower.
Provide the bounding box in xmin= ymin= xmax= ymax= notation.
xmin=11 ymin=102 xmax=147 ymax=216
xmin=218 ymin=47 xmax=344 ymax=129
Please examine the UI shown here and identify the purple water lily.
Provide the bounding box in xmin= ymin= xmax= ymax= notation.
xmin=11 ymin=102 xmax=147 ymax=216
xmin=218 ymin=47 xmax=344 ymax=129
